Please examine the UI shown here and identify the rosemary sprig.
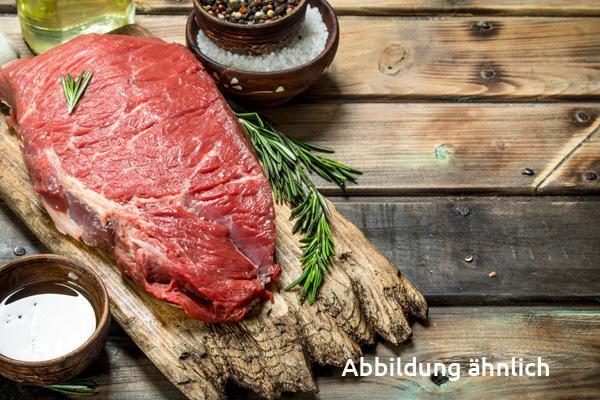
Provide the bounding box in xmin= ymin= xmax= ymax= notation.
xmin=61 ymin=70 xmax=93 ymax=114
xmin=234 ymin=106 xmax=361 ymax=303
xmin=45 ymin=377 xmax=97 ymax=397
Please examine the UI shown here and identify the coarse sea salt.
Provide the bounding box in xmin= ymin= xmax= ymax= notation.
xmin=196 ymin=5 xmax=328 ymax=72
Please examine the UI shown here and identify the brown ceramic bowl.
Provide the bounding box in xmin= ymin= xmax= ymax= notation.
xmin=186 ymin=0 xmax=339 ymax=107
xmin=193 ymin=0 xmax=308 ymax=55
xmin=0 ymin=255 xmax=110 ymax=385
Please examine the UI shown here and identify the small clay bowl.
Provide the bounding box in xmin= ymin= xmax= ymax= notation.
xmin=186 ymin=0 xmax=339 ymax=107
xmin=193 ymin=0 xmax=308 ymax=55
xmin=0 ymin=254 xmax=110 ymax=385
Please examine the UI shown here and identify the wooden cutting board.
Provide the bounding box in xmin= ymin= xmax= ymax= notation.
xmin=0 ymin=25 xmax=427 ymax=400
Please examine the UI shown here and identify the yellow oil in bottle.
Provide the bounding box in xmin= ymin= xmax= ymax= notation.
xmin=17 ymin=0 xmax=135 ymax=54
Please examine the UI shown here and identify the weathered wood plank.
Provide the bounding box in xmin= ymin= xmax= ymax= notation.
xmin=312 ymin=16 xmax=600 ymax=100
xmin=537 ymin=118 xmax=600 ymax=193
xmin=3 ymin=196 xmax=599 ymax=304
xmin=333 ymin=196 xmax=600 ymax=305
xmin=3 ymin=307 xmax=599 ymax=399
xmin=3 ymin=15 xmax=600 ymax=101
xmin=323 ymin=0 xmax=600 ymax=17
xmin=264 ymin=103 xmax=600 ymax=195
xmin=4 ymin=0 xmax=600 ymax=16
xmin=275 ymin=307 xmax=600 ymax=400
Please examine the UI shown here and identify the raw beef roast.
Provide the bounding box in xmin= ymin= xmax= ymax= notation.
xmin=0 ymin=34 xmax=280 ymax=323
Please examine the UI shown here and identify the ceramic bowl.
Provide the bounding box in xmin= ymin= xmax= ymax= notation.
xmin=186 ymin=0 xmax=339 ymax=107
xmin=0 ymin=254 xmax=110 ymax=385
xmin=193 ymin=0 xmax=308 ymax=55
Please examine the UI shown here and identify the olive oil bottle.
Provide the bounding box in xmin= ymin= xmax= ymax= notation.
xmin=17 ymin=0 xmax=135 ymax=54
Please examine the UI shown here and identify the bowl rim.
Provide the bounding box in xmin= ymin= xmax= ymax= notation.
xmin=194 ymin=0 xmax=308 ymax=30
xmin=0 ymin=254 xmax=110 ymax=368
xmin=187 ymin=0 xmax=338 ymax=77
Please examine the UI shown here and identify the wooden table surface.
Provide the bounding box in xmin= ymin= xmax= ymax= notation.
xmin=1 ymin=1 xmax=599 ymax=399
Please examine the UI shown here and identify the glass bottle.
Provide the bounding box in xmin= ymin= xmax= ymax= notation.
xmin=17 ymin=0 xmax=136 ymax=54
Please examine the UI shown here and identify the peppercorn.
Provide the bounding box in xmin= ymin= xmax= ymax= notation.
xmin=200 ymin=0 xmax=300 ymax=24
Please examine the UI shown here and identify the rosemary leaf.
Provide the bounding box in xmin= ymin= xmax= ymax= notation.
xmin=45 ymin=376 xmax=97 ymax=397
xmin=61 ymin=70 xmax=93 ymax=114
xmin=234 ymin=103 xmax=361 ymax=303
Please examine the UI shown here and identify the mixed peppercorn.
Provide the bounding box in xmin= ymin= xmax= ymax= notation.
xmin=200 ymin=0 xmax=301 ymax=24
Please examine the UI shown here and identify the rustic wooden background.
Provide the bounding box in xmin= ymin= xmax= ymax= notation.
xmin=1 ymin=0 xmax=599 ymax=399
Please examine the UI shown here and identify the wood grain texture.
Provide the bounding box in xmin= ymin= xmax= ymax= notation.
xmin=322 ymin=0 xmax=600 ymax=17
xmin=277 ymin=307 xmax=600 ymax=400
xmin=264 ymin=103 xmax=600 ymax=195
xmin=3 ymin=195 xmax=600 ymax=305
xmin=537 ymin=116 xmax=600 ymax=193
xmin=4 ymin=0 xmax=600 ymax=16
xmin=333 ymin=196 xmax=600 ymax=305
xmin=311 ymin=17 xmax=600 ymax=100
xmin=3 ymin=15 xmax=600 ymax=100
xmin=0 ymin=114 xmax=426 ymax=399
xmin=3 ymin=307 xmax=599 ymax=400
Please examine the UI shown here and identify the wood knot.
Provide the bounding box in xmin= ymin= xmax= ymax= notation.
xmin=583 ymin=171 xmax=598 ymax=181
xmin=476 ymin=62 xmax=501 ymax=84
xmin=471 ymin=21 xmax=500 ymax=38
xmin=480 ymin=68 xmax=496 ymax=80
xmin=379 ymin=44 xmax=408 ymax=76
xmin=434 ymin=144 xmax=454 ymax=161
xmin=453 ymin=205 xmax=470 ymax=217
xmin=575 ymin=111 xmax=590 ymax=123
xmin=571 ymin=109 xmax=596 ymax=127
xmin=431 ymin=372 xmax=450 ymax=385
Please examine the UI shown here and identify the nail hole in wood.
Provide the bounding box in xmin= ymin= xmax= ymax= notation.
xmin=583 ymin=171 xmax=598 ymax=181
xmin=454 ymin=205 xmax=470 ymax=217
xmin=575 ymin=111 xmax=591 ymax=123
xmin=474 ymin=21 xmax=493 ymax=32
xmin=522 ymin=168 xmax=535 ymax=176
xmin=471 ymin=21 xmax=500 ymax=38
xmin=378 ymin=44 xmax=408 ymax=76
xmin=481 ymin=69 xmax=496 ymax=79
xmin=431 ymin=373 xmax=450 ymax=385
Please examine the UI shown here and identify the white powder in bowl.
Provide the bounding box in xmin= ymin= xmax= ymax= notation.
xmin=196 ymin=5 xmax=328 ymax=72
